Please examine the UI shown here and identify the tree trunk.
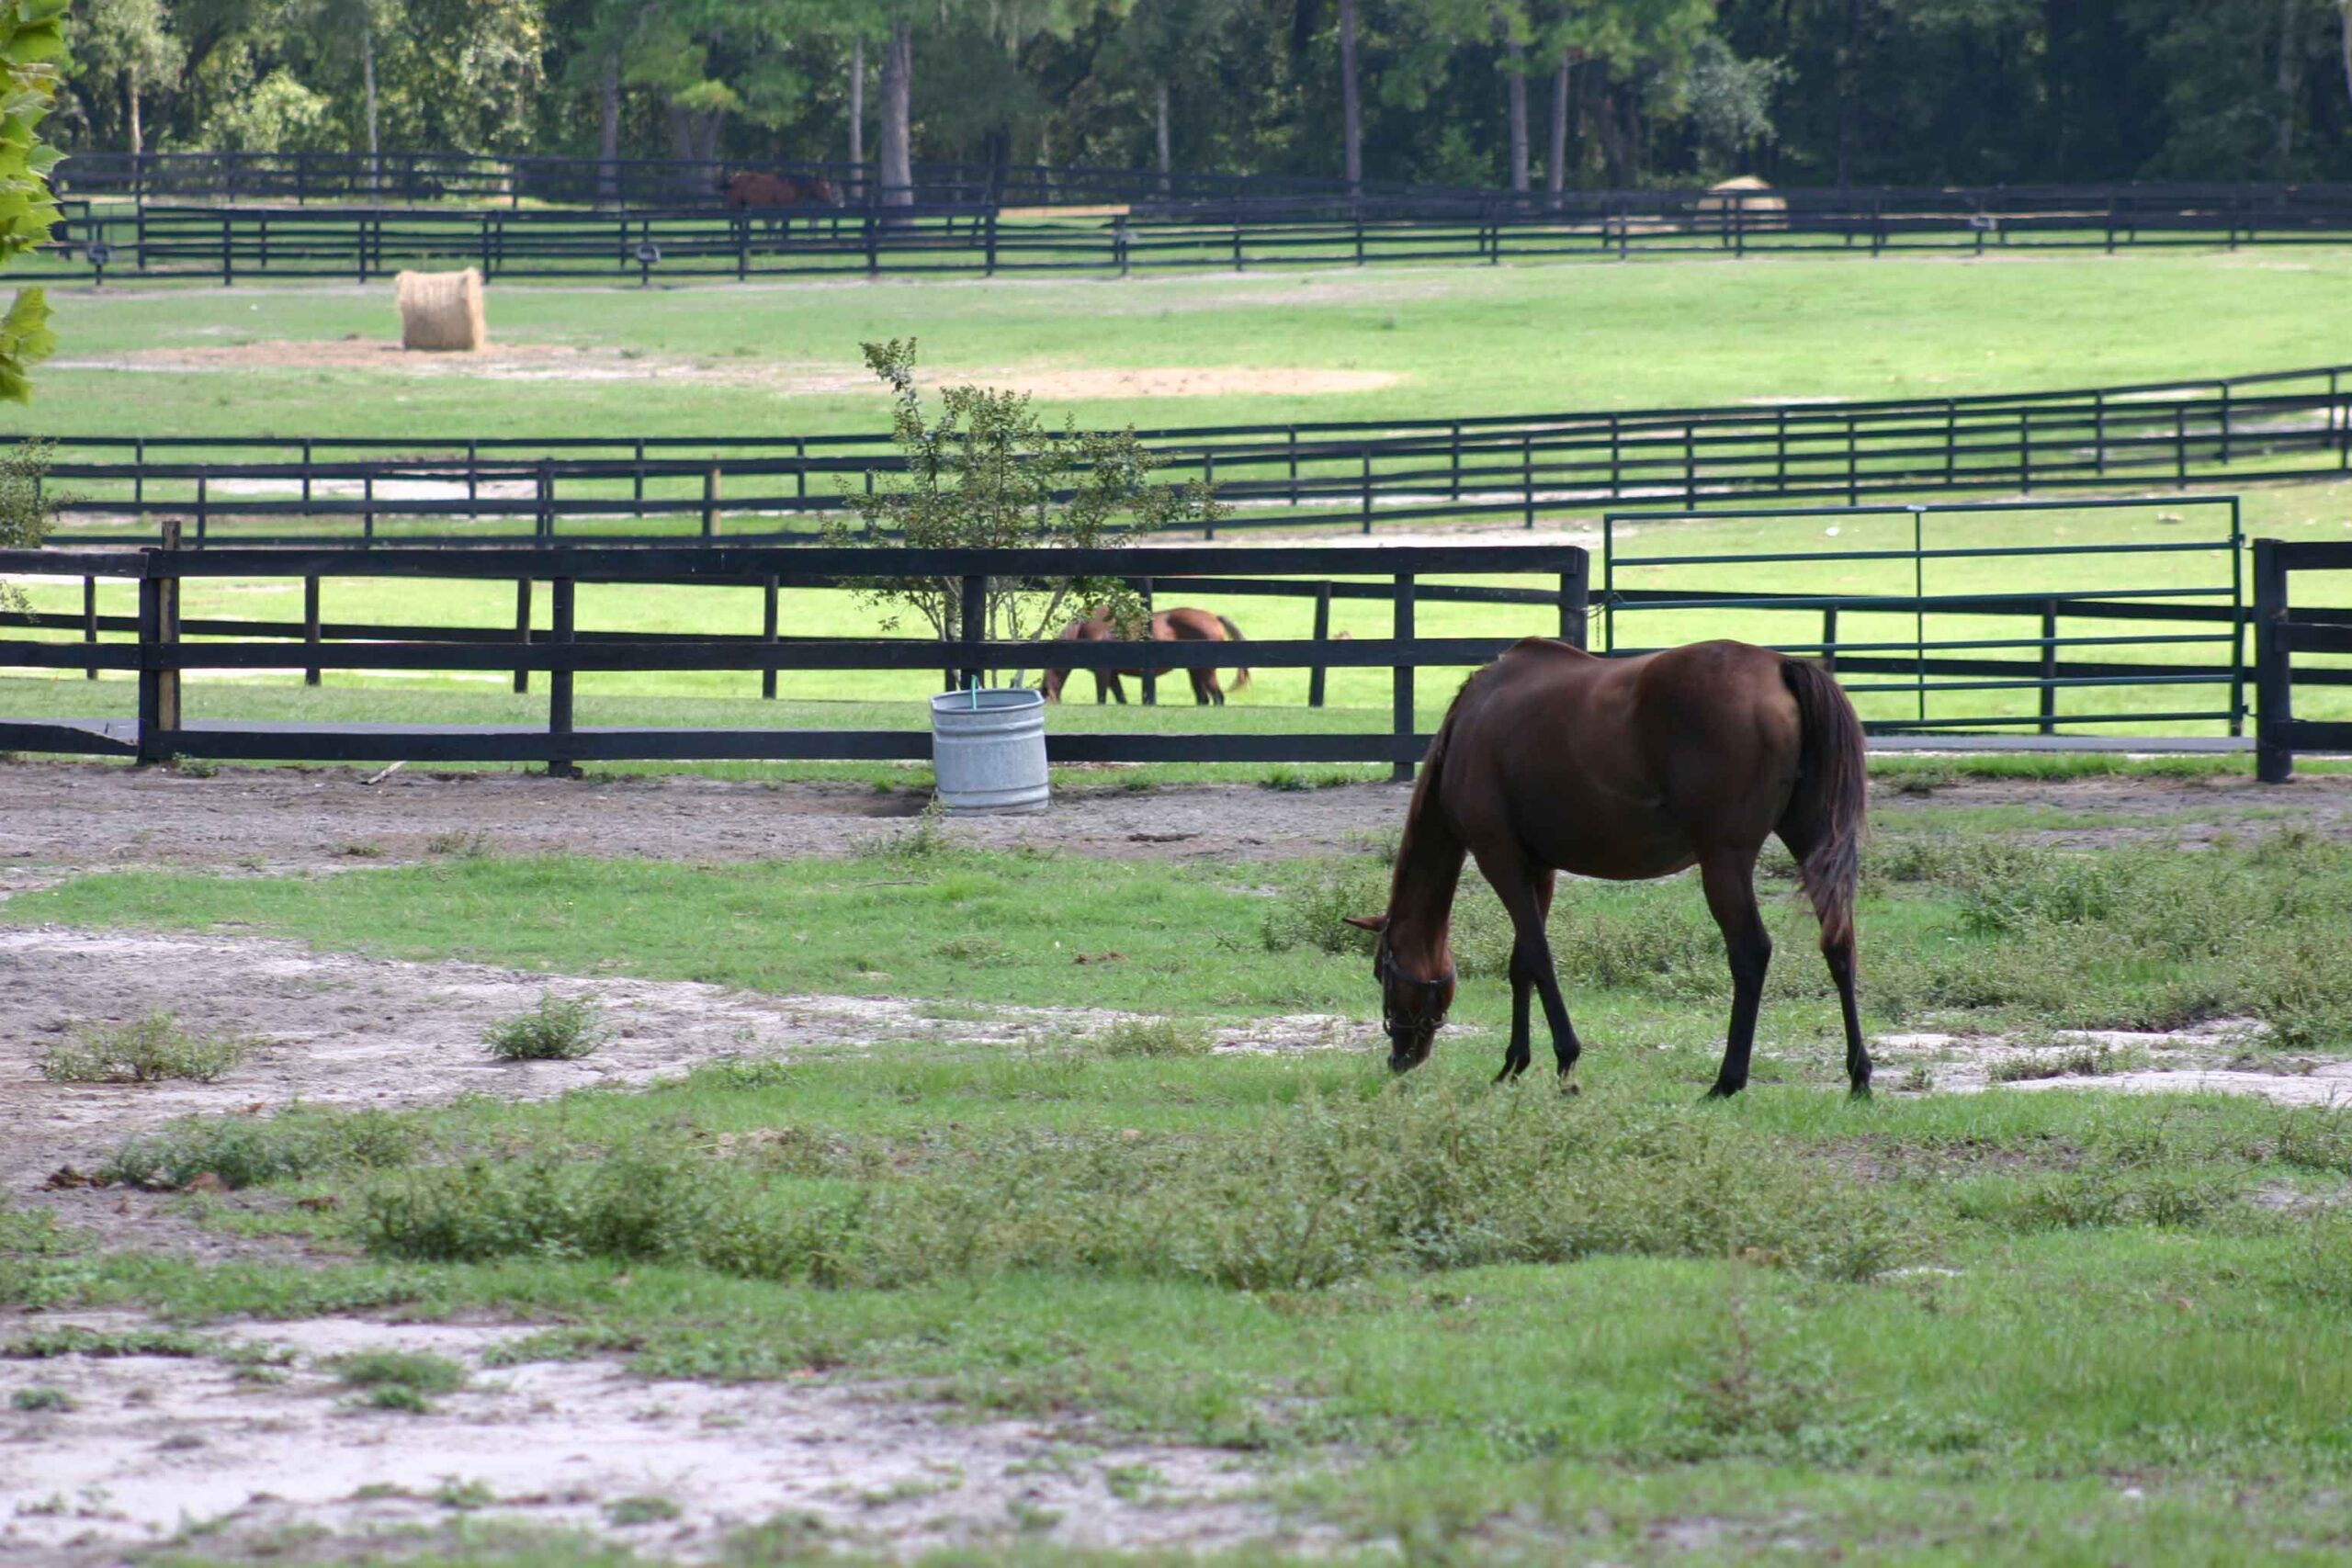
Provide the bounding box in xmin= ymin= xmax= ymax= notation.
xmin=1504 ymin=35 xmax=1530 ymax=194
xmin=668 ymin=102 xmax=694 ymax=164
xmin=849 ymin=35 xmax=865 ymax=200
xmin=1339 ymin=0 xmax=1363 ymax=193
xmin=2342 ymin=0 xmax=2352 ymax=117
xmin=2277 ymin=0 xmax=2302 ymax=174
xmin=881 ymin=20 xmax=913 ymax=209
xmin=1546 ymin=54 xmax=1570 ymax=198
xmin=598 ymin=51 xmax=620 ymax=207
xmin=1837 ymin=0 xmax=1860 ymax=187
xmin=126 ymin=65 xmax=143 ymax=157
xmin=362 ymin=22 xmax=379 ymax=191
xmin=1156 ymin=79 xmax=1172 ymax=191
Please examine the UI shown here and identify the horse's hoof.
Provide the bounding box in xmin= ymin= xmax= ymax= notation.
xmin=1703 ymin=1082 xmax=1744 ymax=1101
xmin=1848 ymin=1081 xmax=1873 ymax=1101
xmin=1556 ymin=1070 xmax=1580 ymax=1098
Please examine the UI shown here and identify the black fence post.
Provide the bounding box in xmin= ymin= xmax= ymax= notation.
xmin=547 ymin=576 xmax=578 ymax=778
xmin=512 ymin=579 xmax=532 ymax=694
xmin=960 ymin=572 xmax=987 ymax=693
xmin=1820 ymin=606 xmax=1838 ymax=674
xmin=1391 ymin=571 xmax=1416 ymax=783
xmin=2038 ymin=600 xmax=2059 ymax=734
xmin=81 ymin=576 xmax=97 ymax=680
xmin=702 ymin=464 xmax=719 ymax=538
xmin=135 ymin=519 xmax=182 ymax=766
xmin=1309 ymin=581 xmax=1332 ymax=708
xmin=1360 ymin=446 xmax=1374 ymax=534
xmin=761 ymin=574 xmax=780 ymax=700
xmin=303 ymin=576 xmax=322 ymax=686
xmin=2253 ymin=537 xmax=2292 ymax=784
xmin=1558 ymin=554 xmax=1589 ymax=649
xmin=1449 ymin=423 xmax=1463 ymax=501
xmin=1522 ymin=434 xmax=1536 ymax=528
xmin=1138 ymin=576 xmax=1157 ymax=705
xmin=537 ymin=459 xmax=554 ymax=540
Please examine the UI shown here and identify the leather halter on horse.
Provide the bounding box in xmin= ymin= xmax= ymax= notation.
xmin=1374 ymin=931 xmax=1453 ymax=1034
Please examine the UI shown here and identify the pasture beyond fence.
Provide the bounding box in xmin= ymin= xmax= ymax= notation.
xmin=1 ymin=502 xmax=2346 ymax=774
xmin=19 ymin=365 xmax=2352 ymax=547
xmin=39 ymin=181 xmax=2352 ymax=288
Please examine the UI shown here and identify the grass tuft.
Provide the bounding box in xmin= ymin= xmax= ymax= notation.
xmin=39 ymin=1012 xmax=253 ymax=1085
xmin=483 ymin=992 xmax=606 ymax=1062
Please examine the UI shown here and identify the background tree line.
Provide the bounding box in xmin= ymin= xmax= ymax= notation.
xmin=57 ymin=0 xmax=2352 ymax=191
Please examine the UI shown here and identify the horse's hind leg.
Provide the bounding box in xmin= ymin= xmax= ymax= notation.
xmin=1825 ymin=930 xmax=1870 ymax=1098
xmin=1782 ymin=828 xmax=1871 ymax=1099
xmin=1699 ymin=847 xmax=1771 ymax=1100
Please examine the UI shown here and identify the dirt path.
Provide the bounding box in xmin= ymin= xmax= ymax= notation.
xmin=5 ymin=760 xmax=2352 ymax=878
xmin=0 ymin=1314 xmax=1309 ymax=1565
xmin=0 ymin=927 xmax=1363 ymax=1205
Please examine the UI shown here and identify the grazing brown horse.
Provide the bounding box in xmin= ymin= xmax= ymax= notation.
xmin=1041 ymin=608 xmax=1252 ymax=706
xmin=1345 ymin=637 xmax=1869 ymax=1100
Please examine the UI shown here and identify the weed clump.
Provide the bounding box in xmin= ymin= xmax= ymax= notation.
xmin=102 ymin=1107 xmax=422 ymax=1191
xmin=1097 ymin=1018 xmax=1213 ymax=1058
xmin=9 ymin=1387 xmax=74 ymax=1412
xmin=483 ymin=992 xmax=605 ymax=1062
xmin=330 ymin=1348 xmax=467 ymax=1414
xmin=354 ymin=1088 xmax=1916 ymax=1292
xmin=39 ymin=1013 xmax=252 ymax=1085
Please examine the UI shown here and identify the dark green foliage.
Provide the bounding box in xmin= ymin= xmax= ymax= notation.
xmin=482 ymin=991 xmax=606 ymax=1062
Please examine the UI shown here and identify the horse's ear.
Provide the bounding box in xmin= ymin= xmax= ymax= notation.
xmin=1342 ymin=914 xmax=1389 ymax=933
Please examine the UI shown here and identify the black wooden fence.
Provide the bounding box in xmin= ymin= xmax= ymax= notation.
xmin=2253 ymin=538 xmax=2352 ymax=781
xmin=22 ymin=365 xmax=2352 ymax=547
xmin=42 ymin=180 xmax=2352 ymax=287
xmin=51 ymin=149 xmax=1392 ymax=211
xmin=0 ymin=538 xmax=1589 ymax=779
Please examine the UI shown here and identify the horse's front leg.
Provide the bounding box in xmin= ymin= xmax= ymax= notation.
xmin=1479 ymin=854 xmax=1579 ymax=1088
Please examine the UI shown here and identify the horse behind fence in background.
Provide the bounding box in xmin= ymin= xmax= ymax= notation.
xmin=720 ymin=172 xmax=842 ymax=224
xmin=1042 ymin=608 xmax=1252 ymax=706
xmin=1347 ymin=637 xmax=1870 ymax=1101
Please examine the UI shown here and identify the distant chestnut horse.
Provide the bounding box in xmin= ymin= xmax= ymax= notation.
xmin=1042 ymin=608 xmax=1251 ymax=706
xmin=720 ymin=171 xmax=840 ymax=209
xmin=1346 ymin=637 xmax=1869 ymax=1100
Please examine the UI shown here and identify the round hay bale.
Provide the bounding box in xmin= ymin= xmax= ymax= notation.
xmin=1694 ymin=175 xmax=1788 ymax=232
xmin=395 ymin=268 xmax=487 ymax=353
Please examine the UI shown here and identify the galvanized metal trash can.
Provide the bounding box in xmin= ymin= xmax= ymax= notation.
xmin=929 ymin=687 xmax=1050 ymax=815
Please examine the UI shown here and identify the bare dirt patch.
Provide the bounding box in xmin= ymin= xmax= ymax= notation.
xmin=1869 ymin=1021 xmax=2352 ymax=1104
xmin=0 ymin=761 xmax=1409 ymax=873
xmin=6 ymin=761 xmax=2352 ymax=883
xmin=51 ymin=339 xmax=1399 ymax=399
xmin=0 ymin=1314 xmax=1306 ymax=1565
xmin=0 ymin=926 xmax=1365 ymax=1200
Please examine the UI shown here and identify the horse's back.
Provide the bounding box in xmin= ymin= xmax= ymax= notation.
xmin=1440 ymin=637 xmax=1802 ymax=874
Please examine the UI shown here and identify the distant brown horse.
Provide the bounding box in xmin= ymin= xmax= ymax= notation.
xmin=1042 ymin=608 xmax=1252 ymax=706
xmin=1346 ymin=637 xmax=1869 ymax=1100
xmin=720 ymin=172 xmax=841 ymax=209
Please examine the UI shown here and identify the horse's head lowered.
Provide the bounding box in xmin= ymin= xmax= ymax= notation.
xmin=1344 ymin=913 xmax=1454 ymax=1071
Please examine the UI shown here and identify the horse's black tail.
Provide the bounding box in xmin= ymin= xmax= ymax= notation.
xmin=1778 ymin=658 xmax=1866 ymax=947
xmin=1217 ymin=615 xmax=1251 ymax=691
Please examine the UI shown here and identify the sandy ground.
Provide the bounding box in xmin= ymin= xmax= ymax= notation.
xmin=0 ymin=1315 xmax=1305 ymax=1566
xmin=0 ymin=925 xmax=1362 ymax=1203
xmin=4 ymin=760 xmax=2352 ymax=877
xmin=49 ymin=340 xmax=1401 ymax=400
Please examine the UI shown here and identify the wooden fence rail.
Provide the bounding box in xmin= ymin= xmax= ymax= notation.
xmin=0 ymin=542 xmax=1590 ymax=781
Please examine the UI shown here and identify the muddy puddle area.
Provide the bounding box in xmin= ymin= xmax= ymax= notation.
xmin=0 ymin=1314 xmax=1306 ymax=1565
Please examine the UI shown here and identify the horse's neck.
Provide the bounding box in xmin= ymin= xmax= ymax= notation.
xmin=1387 ymin=795 xmax=1464 ymax=969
